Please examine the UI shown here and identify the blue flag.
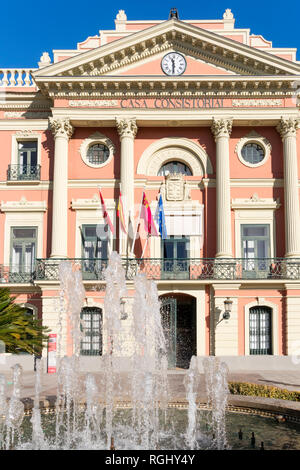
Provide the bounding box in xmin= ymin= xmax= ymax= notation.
xmin=155 ymin=194 xmax=168 ymax=239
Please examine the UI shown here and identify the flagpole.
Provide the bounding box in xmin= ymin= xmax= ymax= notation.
xmin=131 ymin=188 xmax=145 ymax=256
xmin=98 ymin=185 xmax=113 ymax=255
xmin=141 ymin=234 xmax=149 ymax=259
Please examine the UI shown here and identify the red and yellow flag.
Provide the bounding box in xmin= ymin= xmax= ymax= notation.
xmin=117 ymin=190 xmax=127 ymax=234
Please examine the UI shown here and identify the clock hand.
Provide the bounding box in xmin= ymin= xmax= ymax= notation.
xmin=171 ymin=58 xmax=175 ymax=74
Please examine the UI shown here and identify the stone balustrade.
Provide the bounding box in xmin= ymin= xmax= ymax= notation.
xmin=0 ymin=68 xmax=36 ymax=87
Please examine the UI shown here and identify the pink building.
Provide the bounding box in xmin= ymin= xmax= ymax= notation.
xmin=1 ymin=8 xmax=300 ymax=369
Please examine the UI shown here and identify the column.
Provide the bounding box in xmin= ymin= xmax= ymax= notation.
xmin=211 ymin=117 xmax=233 ymax=258
xmin=49 ymin=117 xmax=73 ymax=258
xmin=276 ymin=117 xmax=300 ymax=258
xmin=116 ymin=117 xmax=138 ymax=256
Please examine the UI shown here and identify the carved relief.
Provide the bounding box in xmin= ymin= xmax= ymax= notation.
xmin=276 ymin=117 xmax=300 ymax=140
xmin=160 ymin=173 xmax=191 ymax=202
xmin=211 ymin=117 xmax=233 ymax=140
xmin=116 ymin=117 xmax=138 ymax=138
xmin=49 ymin=117 xmax=74 ymax=139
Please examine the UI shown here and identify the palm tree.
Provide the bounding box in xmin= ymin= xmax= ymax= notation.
xmin=0 ymin=287 xmax=49 ymax=355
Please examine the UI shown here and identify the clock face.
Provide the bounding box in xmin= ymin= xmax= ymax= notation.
xmin=161 ymin=52 xmax=186 ymax=76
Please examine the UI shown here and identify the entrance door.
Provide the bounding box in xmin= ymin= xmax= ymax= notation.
xmin=160 ymin=297 xmax=177 ymax=368
xmin=249 ymin=306 xmax=272 ymax=355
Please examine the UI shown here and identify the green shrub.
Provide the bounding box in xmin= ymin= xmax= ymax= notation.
xmin=228 ymin=381 xmax=300 ymax=402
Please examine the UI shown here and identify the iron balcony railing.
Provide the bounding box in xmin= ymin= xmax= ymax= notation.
xmin=7 ymin=164 xmax=41 ymax=181
xmin=2 ymin=258 xmax=300 ymax=284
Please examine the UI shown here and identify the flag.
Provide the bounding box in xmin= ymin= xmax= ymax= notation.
xmin=117 ymin=190 xmax=127 ymax=234
xmin=140 ymin=191 xmax=159 ymax=237
xmin=99 ymin=189 xmax=114 ymax=234
xmin=155 ymin=194 xmax=168 ymax=239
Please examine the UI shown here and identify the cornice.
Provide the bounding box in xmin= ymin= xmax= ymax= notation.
xmin=36 ymin=75 xmax=299 ymax=98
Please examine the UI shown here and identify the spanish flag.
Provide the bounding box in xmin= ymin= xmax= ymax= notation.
xmin=99 ymin=188 xmax=114 ymax=234
xmin=117 ymin=190 xmax=127 ymax=234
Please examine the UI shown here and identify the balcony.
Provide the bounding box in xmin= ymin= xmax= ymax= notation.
xmin=7 ymin=164 xmax=41 ymax=181
xmin=2 ymin=258 xmax=300 ymax=284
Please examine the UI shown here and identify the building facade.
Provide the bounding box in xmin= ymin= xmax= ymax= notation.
xmin=1 ymin=9 xmax=300 ymax=368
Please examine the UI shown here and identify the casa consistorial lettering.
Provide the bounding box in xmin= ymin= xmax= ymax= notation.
xmin=120 ymin=97 xmax=224 ymax=109
xmin=49 ymin=117 xmax=74 ymax=139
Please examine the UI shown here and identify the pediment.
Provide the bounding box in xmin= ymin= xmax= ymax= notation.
xmin=33 ymin=19 xmax=300 ymax=83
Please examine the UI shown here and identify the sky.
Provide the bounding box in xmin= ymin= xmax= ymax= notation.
xmin=0 ymin=0 xmax=299 ymax=68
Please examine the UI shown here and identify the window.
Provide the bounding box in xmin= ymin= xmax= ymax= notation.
xmin=86 ymin=144 xmax=110 ymax=166
xmin=80 ymin=307 xmax=102 ymax=356
xmin=241 ymin=143 xmax=265 ymax=165
xmin=249 ymin=306 xmax=272 ymax=355
xmin=241 ymin=224 xmax=270 ymax=277
xmin=11 ymin=141 xmax=40 ymax=180
xmin=162 ymin=236 xmax=190 ymax=279
xmin=80 ymin=225 xmax=108 ymax=279
xmin=10 ymin=227 xmax=37 ymax=282
xmin=158 ymin=161 xmax=192 ymax=176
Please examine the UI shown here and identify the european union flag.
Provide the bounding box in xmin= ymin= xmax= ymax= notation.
xmin=156 ymin=194 xmax=168 ymax=239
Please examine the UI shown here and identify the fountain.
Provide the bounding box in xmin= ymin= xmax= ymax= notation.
xmin=0 ymin=252 xmax=299 ymax=450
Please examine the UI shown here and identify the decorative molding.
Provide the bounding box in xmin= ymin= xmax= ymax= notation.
xmin=4 ymin=111 xmax=50 ymax=119
xmin=160 ymin=173 xmax=191 ymax=202
xmin=211 ymin=117 xmax=233 ymax=140
xmin=232 ymin=99 xmax=283 ymax=107
xmin=137 ymin=137 xmax=213 ymax=176
xmin=116 ymin=117 xmax=138 ymax=139
xmin=231 ymin=193 xmax=280 ymax=210
xmin=71 ymin=195 xmax=116 ymax=210
xmin=276 ymin=117 xmax=300 ymax=140
xmin=69 ymin=100 xmax=118 ymax=107
xmin=0 ymin=197 xmax=47 ymax=212
xmin=49 ymin=117 xmax=74 ymax=139
xmin=79 ymin=131 xmax=115 ymax=168
xmin=235 ymin=130 xmax=272 ymax=168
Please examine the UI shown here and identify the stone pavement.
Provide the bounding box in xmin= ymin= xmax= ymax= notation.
xmin=1 ymin=368 xmax=300 ymax=401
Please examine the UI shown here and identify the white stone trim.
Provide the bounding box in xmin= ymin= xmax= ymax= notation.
xmin=244 ymin=299 xmax=279 ymax=355
xmin=79 ymin=131 xmax=115 ymax=168
xmin=235 ymin=131 xmax=272 ymax=168
xmin=3 ymin=212 xmax=44 ymax=265
xmin=11 ymin=131 xmax=42 ymax=166
xmin=137 ymin=138 xmax=213 ymax=176
xmin=1 ymin=197 xmax=47 ymax=212
xmin=19 ymin=302 xmax=38 ymax=317
xmin=231 ymin=194 xmax=280 ymax=210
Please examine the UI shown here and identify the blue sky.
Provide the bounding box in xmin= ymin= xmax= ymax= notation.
xmin=1 ymin=0 xmax=299 ymax=67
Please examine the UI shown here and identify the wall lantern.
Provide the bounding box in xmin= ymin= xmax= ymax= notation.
xmin=223 ymin=298 xmax=233 ymax=320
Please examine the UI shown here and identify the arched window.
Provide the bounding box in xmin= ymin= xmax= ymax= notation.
xmin=158 ymin=161 xmax=192 ymax=176
xmin=249 ymin=306 xmax=272 ymax=355
xmin=80 ymin=307 xmax=103 ymax=356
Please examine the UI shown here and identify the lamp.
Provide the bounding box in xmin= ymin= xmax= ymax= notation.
xmin=223 ymin=298 xmax=233 ymax=320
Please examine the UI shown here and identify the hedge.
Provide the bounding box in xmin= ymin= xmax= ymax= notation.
xmin=228 ymin=381 xmax=300 ymax=402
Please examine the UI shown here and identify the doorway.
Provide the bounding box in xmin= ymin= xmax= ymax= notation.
xmin=160 ymin=294 xmax=196 ymax=369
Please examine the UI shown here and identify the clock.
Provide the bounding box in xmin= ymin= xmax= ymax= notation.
xmin=161 ymin=52 xmax=186 ymax=76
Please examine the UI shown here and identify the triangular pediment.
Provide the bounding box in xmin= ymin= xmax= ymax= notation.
xmin=112 ymin=53 xmax=237 ymax=76
xmin=34 ymin=19 xmax=300 ymax=81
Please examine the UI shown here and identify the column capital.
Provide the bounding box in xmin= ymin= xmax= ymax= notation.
xmin=49 ymin=117 xmax=74 ymax=139
xmin=116 ymin=117 xmax=138 ymax=139
xmin=211 ymin=117 xmax=233 ymax=140
xmin=276 ymin=117 xmax=300 ymax=140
